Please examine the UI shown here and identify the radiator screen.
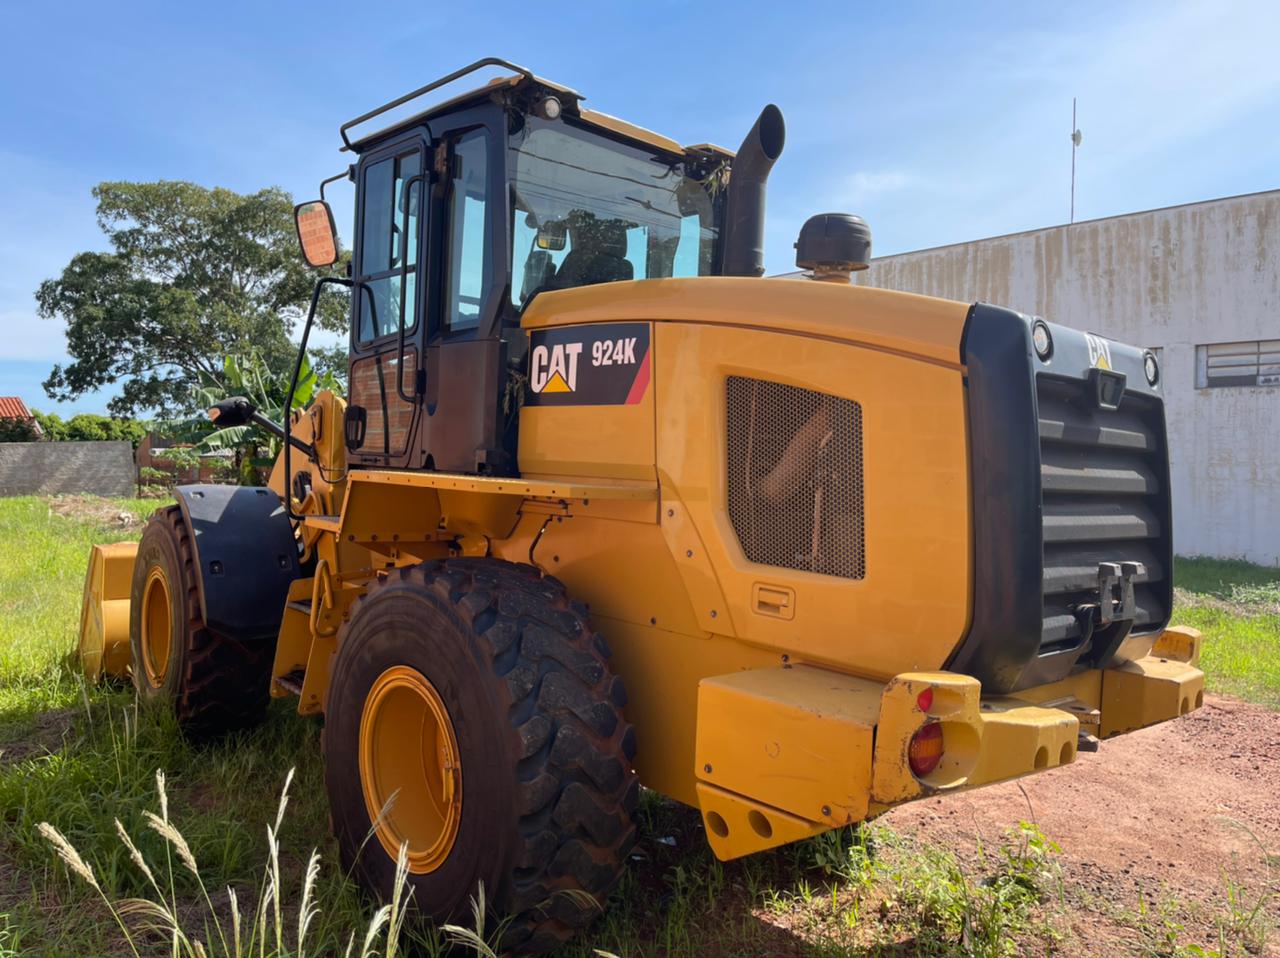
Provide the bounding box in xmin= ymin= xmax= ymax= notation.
xmin=726 ymin=377 xmax=865 ymax=579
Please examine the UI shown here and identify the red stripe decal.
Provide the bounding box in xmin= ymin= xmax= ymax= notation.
xmin=624 ymin=349 xmax=651 ymax=404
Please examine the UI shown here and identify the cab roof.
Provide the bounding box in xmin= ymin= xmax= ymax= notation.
xmin=341 ymin=57 xmax=735 ymax=161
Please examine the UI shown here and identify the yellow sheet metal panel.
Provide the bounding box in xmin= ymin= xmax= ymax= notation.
xmin=695 ymin=782 xmax=828 ymax=861
xmin=269 ymin=390 xmax=347 ymax=511
xmin=521 ymin=276 xmax=967 ymax=367
xmin=695 ymin=666 xmax=880 ymax=827
xmin=78 ymin=541 xmax=137 ymax=682
xmin=348 ymin=468 xmax=656 ymax=501
xmin=518 ymin=331 xmax=657 ymax=481
xmin=582 ymin=617 xmax=781 ymax=806
xmin=577 ymin=109 xmax=685 ymax=156
xmin=513 ymin=516 xmax=697 ymax=632
xmin=1100 ymin=655 xmax=1205 ymax=738
xmin=655 ymin=322 xmax=971 ymax=675
xmin=658 ymin=487 xmax=731 ymax=634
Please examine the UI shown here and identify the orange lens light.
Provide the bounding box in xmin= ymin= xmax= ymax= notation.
xmin=908 ymin=722 xmax=944 ymax=778
xmin=916 ymin=687 xmax=934 ymax=712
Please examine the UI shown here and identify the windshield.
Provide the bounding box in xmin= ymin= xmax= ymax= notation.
xmin=508 ymin=118 xmax=720 ymax=306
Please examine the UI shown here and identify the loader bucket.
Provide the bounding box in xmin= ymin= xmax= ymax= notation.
xmin=78 ymin=542 xmax=138 ymax=682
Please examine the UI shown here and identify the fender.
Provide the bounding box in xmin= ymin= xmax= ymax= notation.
xmin=175 ymin=485 xmax=300 ymax=642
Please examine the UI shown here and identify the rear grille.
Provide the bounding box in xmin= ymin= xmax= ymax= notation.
xmin=1036 ymin=376 xmax=1172 ymax=654
xmin=726 ymin=377 xmax=865 ymax=579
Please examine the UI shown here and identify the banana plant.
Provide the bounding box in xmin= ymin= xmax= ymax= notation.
xmin=181 ymin=351 xmax=342 ymax=480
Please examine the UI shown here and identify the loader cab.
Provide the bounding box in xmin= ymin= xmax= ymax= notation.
xmin=311 ymin=63 xmax=733 ymax=477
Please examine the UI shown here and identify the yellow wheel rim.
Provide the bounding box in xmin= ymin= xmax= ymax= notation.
xmin=140 ymin=566 xmax=172 ymax=688
xmin=359 ymin=666 xmax=462 ymax=874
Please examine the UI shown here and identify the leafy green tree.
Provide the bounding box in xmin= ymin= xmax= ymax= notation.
xmin=30 ymin=410 xmax=148 ymax=446
xmin=36 ymin=181 xmax=348 ymax=418
xmin=30 ymin=410 xmax=66 ymax=441
xmin=0 ymin=417 xmax=39 ymax=442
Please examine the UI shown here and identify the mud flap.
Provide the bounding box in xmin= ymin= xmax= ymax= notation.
xmin=175 ymin=485 xmax=300 ymax=642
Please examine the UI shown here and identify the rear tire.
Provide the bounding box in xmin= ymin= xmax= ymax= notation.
xmin=129 ymin=506 xmax=273 ymax=738
xmin=323 ymin=558 xmax=638 ymax=954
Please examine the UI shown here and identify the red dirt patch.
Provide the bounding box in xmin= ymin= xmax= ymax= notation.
xmin=884 ymin=694 xmax=1280 ymax=952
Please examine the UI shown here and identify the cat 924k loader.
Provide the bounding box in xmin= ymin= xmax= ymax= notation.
xmin=78 ymin=58 xmax=1204 ymax=952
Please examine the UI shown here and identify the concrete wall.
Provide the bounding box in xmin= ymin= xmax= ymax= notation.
xmin=856 ymin=190 xmax=1280 ymax=565
xmin=0 ymin=441 xmax=136 ymax=497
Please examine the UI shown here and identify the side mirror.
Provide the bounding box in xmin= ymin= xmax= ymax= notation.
xmin=294 ymin=200 xmax=339 ymax=268
xmin=208 ymin=396 xmax=257 ymax=427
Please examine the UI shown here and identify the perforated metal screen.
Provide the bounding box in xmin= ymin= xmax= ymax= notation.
xmin=726 ymin=377 xmax=866 ymax=579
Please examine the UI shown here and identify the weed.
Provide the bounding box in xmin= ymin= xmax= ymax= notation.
xmin=4 ymin=496 xmax=1279 ymax=956
xmin=38 ymin=765 xmax=419 ymax=957
xmin=1215 ymin=818 xmax=1277 ymax=954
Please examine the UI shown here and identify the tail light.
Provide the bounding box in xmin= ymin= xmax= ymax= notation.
xmin=908 ymin=722 xmax=943 ymax=777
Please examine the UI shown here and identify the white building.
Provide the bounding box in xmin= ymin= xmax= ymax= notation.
xmin=856 ymin=190 xmax=1280 ymax=566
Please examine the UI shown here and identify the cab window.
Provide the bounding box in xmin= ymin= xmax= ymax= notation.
xmin=356 ymin=148 xmax=422 ymax=344
xmin=508 ymin=119 xmax=718 ymax=307
xmin=443 ymin=130 xmax=489 ymax=332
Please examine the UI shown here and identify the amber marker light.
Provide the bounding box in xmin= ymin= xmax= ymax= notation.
xmin=908 ymin=723 xmax=944 ymax=777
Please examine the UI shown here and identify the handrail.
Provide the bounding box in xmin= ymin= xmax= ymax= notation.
xmin=339 ymin=56 xmax=535 ymax=151
xmin=394 ymin=172 xmax=426 ymax=403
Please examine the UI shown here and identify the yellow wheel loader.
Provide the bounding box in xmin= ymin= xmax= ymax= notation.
xmin=79 ymin=57 xmax=1205 ymax=953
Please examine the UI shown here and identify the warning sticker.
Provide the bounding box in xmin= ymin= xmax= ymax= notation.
xmin=525 ymin=323 xmax=651 ymax=407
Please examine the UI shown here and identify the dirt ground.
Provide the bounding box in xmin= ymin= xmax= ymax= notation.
xmin=885 ymin=694 xmax=1280 ymax=953
xmin=45 ymin=494 xmax=145 ymax=528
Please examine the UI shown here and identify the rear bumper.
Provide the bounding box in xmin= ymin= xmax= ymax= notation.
xmin=694 ymin=626 xmax=1203 ymax=860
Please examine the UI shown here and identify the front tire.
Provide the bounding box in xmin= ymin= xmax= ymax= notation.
xmin=323 ymin=558 xmax=638 ymax=954
xmin=129 ymin=506 xmax=273 ymax=738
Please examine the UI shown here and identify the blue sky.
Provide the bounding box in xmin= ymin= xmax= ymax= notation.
xmin=2 ymin=0 xmax=1278 ymax=415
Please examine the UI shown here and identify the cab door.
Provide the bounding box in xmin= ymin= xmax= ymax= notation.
xmin=347 ymin=132 xmax=428 ymax=466
xmin=415 ymin=108 xmax=513 ymax=474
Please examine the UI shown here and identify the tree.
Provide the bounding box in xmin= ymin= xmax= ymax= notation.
xmin=0 ymin=418 xmax=39 ymax=442
xmin=36 ymin=181 xmax=348 ymax=418
xmin=31 ymin=410 xmax=148 ymax=446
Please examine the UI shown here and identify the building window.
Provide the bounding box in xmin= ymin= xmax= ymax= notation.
xmin=1195 ymin=340 xmax=1280 ymax=388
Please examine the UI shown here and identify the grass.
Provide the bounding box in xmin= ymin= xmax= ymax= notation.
xmin=1174 ymin=556 xmax=1280 ymax=708
xmin=0 ymin=495 xmax=1276 ymax=956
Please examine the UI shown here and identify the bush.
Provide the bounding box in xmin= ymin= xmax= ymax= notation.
xmin=0 ymin=417 xmax=39 ymax=442
xmin=30 ymin=411 xmax=148 ymax=447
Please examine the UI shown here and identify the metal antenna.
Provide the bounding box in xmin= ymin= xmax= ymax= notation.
xmin=1070 ymin=97 xmax=1083 ymax=223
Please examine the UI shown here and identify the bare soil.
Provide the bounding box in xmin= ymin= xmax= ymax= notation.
xmin=44 ymin=494 xmax=144 ymax=529
xmin=885 ymin=693 xmax=1280 ymax=953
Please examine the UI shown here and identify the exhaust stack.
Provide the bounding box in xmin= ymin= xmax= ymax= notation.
xmin=720 ymin=105 xmax=786 ymax=277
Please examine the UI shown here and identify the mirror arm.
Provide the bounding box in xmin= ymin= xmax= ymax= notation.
xmin=284 ymin=276 xmax=352 ymax=521
xmin=247 ymin=409 xmax=315 ymax=459
xmin=319 ymin=168 xmax=353 ymax=203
